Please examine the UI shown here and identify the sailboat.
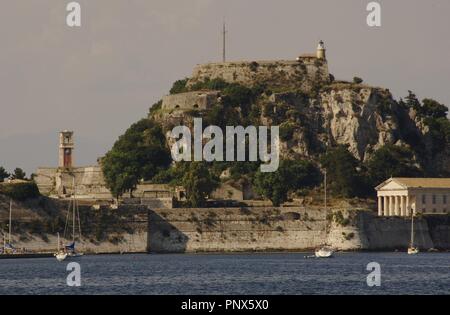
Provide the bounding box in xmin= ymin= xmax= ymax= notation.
xmin=407 ymin=210 xmax=419 ymax=255
xmin=58 ymin=177 xmax=84 ymax=260
xmin=54 ymin=232 xmax=67 ymax=261
xmin=2 ymin=199 xmax=16 ymax=255
xmin=315 ymin=170 xmax=334 ymax=258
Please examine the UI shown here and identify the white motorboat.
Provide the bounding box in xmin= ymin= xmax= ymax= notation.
xmin=315 ymin=247 xmax=334 ymax=258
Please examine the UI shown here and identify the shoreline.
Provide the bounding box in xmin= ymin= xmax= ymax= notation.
xmin=1 ymin=248 xmax=448 ymax=259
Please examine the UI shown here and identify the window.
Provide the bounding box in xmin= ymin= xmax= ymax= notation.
xmin=432 ymin=195 xmax=436 ymax=204
xmin=422 ymin=195 xmax=426 ymax=204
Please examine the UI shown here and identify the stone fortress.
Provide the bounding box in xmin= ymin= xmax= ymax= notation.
xmin=160 ymin=41 xmax=330 ymax=115
xmin=33 ymin=41 xmax=450 ymax=216
xmin=35 ymin=42 xmax=331 ymax=205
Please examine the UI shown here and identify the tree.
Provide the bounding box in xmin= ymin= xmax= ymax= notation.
xmin=169 ymin=78 xmax=189 ymax=94
xmin=102 ymin=119 xmax=171 ymax=198
xmin=0 ymin=167 xmax=9 ymax=182
xmin=254 ymin=160 xmax=321 ymax=206
xmin=181 ymin=162 xmax=220 ymax=207
xmin=353 ymin=77 xmax=363 ymax=84
xmin=421 ymin=98 xmax=448 ymax=119
xmin=366 ymin=145 xmax=422 ymax=188
xmin=404 ymin=90 xmax=421 ymax=110
xmin=320 ymin=145 xmax=364 ymax=198
xmin=11 ymin=168 xmax=26 ymax=180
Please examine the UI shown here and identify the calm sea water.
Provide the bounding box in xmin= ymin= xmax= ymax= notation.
xmin=0 ymin=252 xmax=449 ymax=295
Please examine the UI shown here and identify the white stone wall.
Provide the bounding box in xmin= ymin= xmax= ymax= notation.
xmin=188 ymin=59 xmax=329 ymax=92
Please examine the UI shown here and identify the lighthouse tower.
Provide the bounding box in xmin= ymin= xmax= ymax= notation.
xmin=58 ymin=130 xmax=74 ymax=169
xmin=316 ymin=40 xmax=326 ymax=60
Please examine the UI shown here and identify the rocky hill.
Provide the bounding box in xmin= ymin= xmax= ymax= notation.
xmin=149 ymin=58 xmax=450 ymax=177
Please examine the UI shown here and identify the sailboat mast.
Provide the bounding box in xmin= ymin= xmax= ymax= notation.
xmin=72 ymin=176 xmax=76 ymax=243
xmin=324 ymin=170 xmax=327 ymax=212
xmin=9 ymin=198 xmax=12 ymax=244
xmin=411 ymin=211 xmax=414 ymax=247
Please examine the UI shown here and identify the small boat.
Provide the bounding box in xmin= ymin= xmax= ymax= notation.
xmin=408 ymin=247 xmax=419 ymax=255
xmin=64 ymin=241 xmax=84 ymax=258
xmin=2 ymin=199 xmax=17 ymax=255
xmin=54 ymin=232 xmax=67 ymax=262
xmin=407 ymin=211 xmax=419 ymax=255
xmin=315 ymin=247 xmax=334 ymax=258
xmin=61 ymin=177 xmax=84 ymax=259
xmin=314 ymin=170 xmax=334 ymax=259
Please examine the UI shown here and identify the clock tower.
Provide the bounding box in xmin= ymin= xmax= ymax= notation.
xmin=59 ymin=130 xmax=74 ymax=168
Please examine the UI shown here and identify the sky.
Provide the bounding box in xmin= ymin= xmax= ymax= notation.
xmin=0 ymin=0 xmax=449 ymax=175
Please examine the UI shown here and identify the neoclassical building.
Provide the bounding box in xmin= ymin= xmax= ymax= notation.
xmin=375 ymin=178 xmax=450 ymax=216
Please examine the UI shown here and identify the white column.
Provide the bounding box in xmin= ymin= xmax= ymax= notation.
xmin=389 ymin=196 xmax=394 ymax=216
xmin=405 ymin=195 xmax=410 ymax=216
xmin=383 ymin=196 xmax=388 ymax=216
xmin=378 ymin=196 xmax=382 ymax=216
xmin=394 ymin=196 xmax=398 ymax=216
xmin=400 ymin=196 xmax=405 ymax=216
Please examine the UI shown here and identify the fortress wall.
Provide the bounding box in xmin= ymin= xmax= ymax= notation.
xmin=34 ymin=168 xmax=58 ymax=195
xmin=148 ymin=207 xmax=328 ymax=253
xmin=162 ymin=90 xmax=220 ymax=111
xmin=187 ymin=59 xmax=330 ymax=91
xmin=35 ymin=166 xmax=113 ymax=199
xmin=148 ymin=207 xmax=450 ymax=253
xmin=2 ymin=200 xmax=450 ymax=254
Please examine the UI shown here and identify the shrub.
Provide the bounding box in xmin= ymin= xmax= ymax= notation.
xmin=279 ymin=123 xmax=296 ymax=142
xmin=0 ymin=182 xmax=40 ymax=201
xmin=353 ymin=77 xmax=363 ymax=84
xmin=169 ymin=78 xmax=189 ymax=94
xmin=249 ymin=61 xmax=259 ymax=72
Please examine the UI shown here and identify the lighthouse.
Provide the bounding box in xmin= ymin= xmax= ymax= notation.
xmin=316 ymin=40 xmax=326 ymax=60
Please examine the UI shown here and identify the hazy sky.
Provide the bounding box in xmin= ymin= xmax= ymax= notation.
xmin=1 ymin=0 xmax=449 ymax=175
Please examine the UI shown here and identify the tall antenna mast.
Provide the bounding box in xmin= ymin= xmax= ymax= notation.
xmin=222 ymin=20 xmax=227 ymax=62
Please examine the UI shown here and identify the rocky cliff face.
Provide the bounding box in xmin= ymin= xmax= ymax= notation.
xmin=151 ymin=60 xmax=449 ymax=175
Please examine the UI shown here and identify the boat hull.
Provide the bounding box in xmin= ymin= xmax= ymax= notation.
xmin=55 ymin=252 xmax=68 ymax=261
xmin=407 ymin=247 xmax=419 ymax=255
xmin=315 ymin=248 xmax=334 ymax=258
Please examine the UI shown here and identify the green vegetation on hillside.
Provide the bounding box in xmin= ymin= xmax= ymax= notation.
xmin=102 ymin=119 xmax=171 ymax=198
xmin=253 ymin=160 xmax=321 ymax=206
xmin=0 ymin=182 xmax=40 ymax=201
xmin=105 ymin=76 xmax=450 ymax=206
xmin=0 ymin=167 xmax=9 ymax=182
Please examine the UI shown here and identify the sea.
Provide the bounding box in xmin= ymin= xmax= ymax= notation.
xmin=0 ymin=252 xmax=449 ymax=295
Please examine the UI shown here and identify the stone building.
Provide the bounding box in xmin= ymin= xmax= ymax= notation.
xmin=35 ymin=131 xmax=113 ymax=200
xmin=375 ymin=178 xmax=450 ymax=216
